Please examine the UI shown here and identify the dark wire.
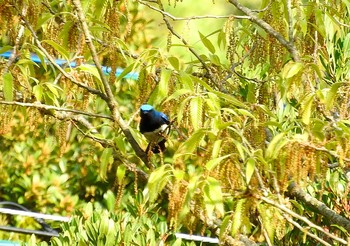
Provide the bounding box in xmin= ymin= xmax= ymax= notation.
xmin=0 ymin=201 xmax=59 ymax=236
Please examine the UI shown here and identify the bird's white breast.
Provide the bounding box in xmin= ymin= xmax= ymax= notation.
xmin=143 ymin=124 xmax=169 ymax=142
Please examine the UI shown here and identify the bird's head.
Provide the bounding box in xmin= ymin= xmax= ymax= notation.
xmin=140 ymin=104 xmax=154 ymax=118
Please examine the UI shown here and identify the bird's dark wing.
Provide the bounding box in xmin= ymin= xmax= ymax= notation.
xmin=160 ymin=112 xmax=170 ymax=124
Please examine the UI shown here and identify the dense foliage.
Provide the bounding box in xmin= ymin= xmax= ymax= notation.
xmin=0 ymin=0 xmax=350 ymax=245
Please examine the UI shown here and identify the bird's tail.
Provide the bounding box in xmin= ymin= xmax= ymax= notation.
xmin=152 ymin=139 xmax=166 ymax=153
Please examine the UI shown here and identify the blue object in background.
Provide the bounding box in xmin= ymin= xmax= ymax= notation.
xmin=0 ymin=240 xmax=20 ymax=246
xmin=0 ymin=49 xmax=139 ymax=80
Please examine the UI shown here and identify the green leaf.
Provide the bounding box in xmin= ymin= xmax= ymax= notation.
xmin=3 ymin=72 xmax=13 ymax=101
xmin=100 ymin=148 xmax=113 ymax=180
xmin=179 ymin=72 xmax=194 ymax=90
xmin=206 ymin=154 xmax=231 ymax=171
xmin=232 ymin=139 xmax=250 ymax=161
xmin=211 ymin=139 xmax=222 ymax=158
xmin=236 ymin=108 xmax=256 ymax=119
xmin=232 ymin=199 xmax=246 ymax=236
xmin=168 ymin=56 xmax=180 ymax=70
xmin=282 ymin=62 xmax=303 ymax=79
xmin=245 ymin=158 xmax=255 ymax=185
xmin=33 ymin=84 xmax=44 ymax=101
xmin=116 ymin=165 xmax=126 ymax=185
xmin=148 ymin=69 xmax=172 ymax=106
xmin=199 ymin=31 xmax=215 ymax=53
xmin=220 ymin=215 xmax=231 ymax=240
xmin=44 ymin=82 xmax=63 ymax=98
xmin=325 ymin=82 xmax=344 ymax=110
xmin=42 ymin=40 xmax=70 ymax=60
xmin=213 ymin=91 xmax=247 ymax=109
xmin=116 ymin=63 xmax=135 ymax=81
xmin=315 ymin=8 xmax=326 ymax=37
xmin=265 ymin=132 xmax=288 ymax=160
xmin=79 ymin=64 xmax=102 ymax=82
xmin=164 ymin=89 xmax=192 ymax=102
xmin=301 ymin=93 xmax=315 ymax=125
xmin=174 ymin=129 xmax=207 ymax=158
xmin=143 ymin=164 xmax=173 ymax=203
xmin=204 ymin=177 xmax=224 ymax=218
xmin=190 ymin=96 xmax=203 ymax=131
xmin=103 ymin=190 xmax=116 ymax=212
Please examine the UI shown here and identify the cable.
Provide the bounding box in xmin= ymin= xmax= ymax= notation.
xmin=0 ymin=201 xmax=67 ymax=236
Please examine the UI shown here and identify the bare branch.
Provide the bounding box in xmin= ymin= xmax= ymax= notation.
xmin=228 ymin=0 xmax=300 ymax=62
xmin=0 ymin=101 xmax=113 ymax=120
xmin=136 ymin=2 xmax=249 ymax=21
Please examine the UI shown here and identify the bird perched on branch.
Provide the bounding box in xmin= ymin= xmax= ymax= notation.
xmin=139 ymin=104 xmax=170 ymax=153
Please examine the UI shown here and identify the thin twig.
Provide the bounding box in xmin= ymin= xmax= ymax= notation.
xmin=13 ymin=6 xmax=108 ymax=100
xmin=137 ymin=2 xmax=249 ymax=21
xmin=281 ymin=213 xmax=332 ymax=246
xmin=260 ymin=196 xmax=348 ymax=245
xmin=0 ymin=101 xmax=113 ymax=120
xmin=138 ymin=0 xmax=215 ymax=81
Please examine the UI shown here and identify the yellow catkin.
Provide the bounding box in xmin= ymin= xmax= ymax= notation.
xmin=168 ymin=181 xmax=188 ymax=230
xmin=115 ymin=183 xmax=124 ymax=210
xmin=339 ymin=86 xmax=350 ymax=119
xmin=0 ymin=105 xmax=12 ymax=134
xmin=57 ymin=121 xmax=69 ymax=155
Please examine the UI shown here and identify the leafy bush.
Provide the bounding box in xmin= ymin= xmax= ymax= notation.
xmin=0 ymin=0 xmax=350 ymax=245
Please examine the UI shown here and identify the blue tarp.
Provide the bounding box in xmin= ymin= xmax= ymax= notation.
xmin=0 ymin=240 xmax=20 ymax=246
xmin=0 ymin=48 xmax=139 ymax=80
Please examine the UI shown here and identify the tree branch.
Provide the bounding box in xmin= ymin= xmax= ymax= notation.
xmin=0 ymin=101 xmax=113 ymax=120
xmin=72 ymin=0 xmax=150 ymax=168
xmin=137 ymin=2 xmax=249 ymax=21
xmin=281 ymin=213 xmax=332 ymax=246
xmin=260 ymin=195 xmax=348 ymax=245
xmin=138 ymin=0 xmax=215 ymax=81
xmin=13 ymin=7 xmax=108 ymax=100
xmin=228 ymin=0 xmax=300 ymax=62
xmin=287 ymin=182 xmax=350 ymax=233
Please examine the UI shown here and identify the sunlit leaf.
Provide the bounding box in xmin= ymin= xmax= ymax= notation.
xmin=33 ymin=84 xmax=44 ymax=101
xmin=231 ymin=199 xmax=245 ymax=236
xmin=301 ymin=93 xmax=315 ymax=125
xmin=325 ymin=82 xmax=344 ymax=110
xmin=204 ymin=177 xmax=224 ymax=218
xmin=165 ymin=89 xmax=192 ymax=102
xmin=245 ymin=158 xmax=255 ymax=185
xmin=265 ymin=132 xmax=288 ymax=160
xmin=199 ymin=31 xmax=215 ymax=53
xmin=282 ymin=62 xmax=303 ymax=79
xmin=143 ymin=164 xmax=173 ymax=203
xmin=42 ymin=40 xmax=70 ymax=60
xmin=205 ymin=154 xmax=231 ymax=171
xmin=174 ymin=129 xmax=207 ymax=158
xmin=116 ymin=165 xmax=126 ymax=185
xmin=168 ymin=56 xmax=180 ymax=70
xmin=100 ymin=148 xmax=113 ymax=180
xmin=3 ymin=72 xmax=13 ymax=101
xmin=190 ymin=96 xmax=203 ymax=131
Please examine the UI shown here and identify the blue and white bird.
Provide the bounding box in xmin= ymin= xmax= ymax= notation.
xmin=139 ymin=104 xmax=170 ymax=153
